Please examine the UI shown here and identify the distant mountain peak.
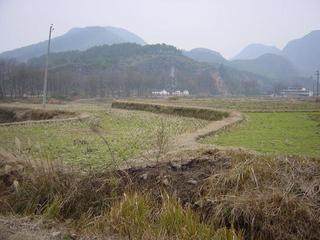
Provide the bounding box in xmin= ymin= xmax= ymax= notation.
xmin=0 ymin=26 xmax=146 ymax=61
xmin=231 ymin=53 xmax=299 ymax=79
xmin=189 ymin=48 xmax=221 ymax=55
xmin=183 ymin=47 xmax=227 ymax=65
xmin=233 ymin=43 xmax=281 ymax=60
xmin=282 ymin=30 xmax=320 ymax=75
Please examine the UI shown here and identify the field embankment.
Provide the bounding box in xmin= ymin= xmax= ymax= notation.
xmin=128 ymin=97 xmax=320 ymax=112
xmin=111 ymin=101 xmax=229 ymax=121
xmin=0 ymin=106 xmax=76 ymax=124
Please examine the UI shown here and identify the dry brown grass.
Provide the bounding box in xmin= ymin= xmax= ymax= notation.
xmin=0 ymin=151 xmax=121 ymax=219
xmin=199 ymin=153 xmax=320 ymax=240
xmin=0 ymin=149 xmax=319 ymax=239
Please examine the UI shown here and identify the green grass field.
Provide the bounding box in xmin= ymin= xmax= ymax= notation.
xmin=204 ymin=112 xmax=320 ymax=157
xmin=0 ymin=108 xmax=208 ymax=167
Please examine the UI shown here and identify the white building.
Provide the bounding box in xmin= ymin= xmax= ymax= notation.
xmin=152 ymin=89 xmax=170 ymax=96
xmin=280 ymin=86 xmax=312 ymax=97
xmin=172 ymin=90 xmax=190 ymax=96
xmin=152 ymin=89 xmax=190 ymax=97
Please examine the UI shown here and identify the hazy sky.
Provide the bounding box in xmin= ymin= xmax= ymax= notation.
xmin=0 ymin=0 xmax=319 ymax=58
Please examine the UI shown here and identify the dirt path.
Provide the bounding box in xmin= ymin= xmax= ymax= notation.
xmin=171 ymin=110 xmax=243 ymax=152
xmin=0 ymin=216 xmax=117 ymax=240
xmin=0 ymin=216 xmax=68 ymax=240
xmin=126 ymin=110 xmax=244 ymax=168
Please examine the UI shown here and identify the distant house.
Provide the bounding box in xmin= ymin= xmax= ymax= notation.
xmin=152 ymin=89 xmax=170 ymax=96
xmin=151 ymin=89 xmax=190 ymax=97
xmin=172 ymin=90 xmax=190 ymax=96
xmin=183 ymin=90 xmax=190 ymax=95
xmin=280 ymin=86 xmax=312 ymax=97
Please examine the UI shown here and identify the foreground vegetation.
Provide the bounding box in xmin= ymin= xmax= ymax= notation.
xmin=1 ymin=149 xmax=319 ymax=240
xmin=204 ymin=112 xmax=320 ymax=157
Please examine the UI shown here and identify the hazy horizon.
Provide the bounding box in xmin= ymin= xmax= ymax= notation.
xmin=0 ymin=0 xmax=319 ymax=59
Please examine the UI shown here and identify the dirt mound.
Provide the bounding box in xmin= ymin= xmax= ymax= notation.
xmin=0 ymin=107 xmax=75 ymax=124
xmin=119 ymin=150 xmax=231 ymax=204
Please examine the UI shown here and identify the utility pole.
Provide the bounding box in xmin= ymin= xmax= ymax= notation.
xmin=312 ymin=76 xmax=314 ymax=96
xmin=42 ymin=24 xmax=54 ymax=108
xmin=316 ymin=70 xmax=320 ymax=97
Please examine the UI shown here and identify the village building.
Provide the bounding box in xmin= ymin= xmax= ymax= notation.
xmin=280 ymin=86 xmax=312 ymax=97
xmin=151 ymin=89 xmax=190 ymax=97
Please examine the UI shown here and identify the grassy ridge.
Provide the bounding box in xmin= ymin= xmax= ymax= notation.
xmin=111 ymin=101 xmax=229 ymax=121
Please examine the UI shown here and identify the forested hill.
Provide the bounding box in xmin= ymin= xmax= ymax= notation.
xmin=0 ymin=43 xmax=273 ymax=99
xmin=27 ymin=43 xmax=224 ymax=96
xmin=29 ymin=43 xmax=180 ymax=67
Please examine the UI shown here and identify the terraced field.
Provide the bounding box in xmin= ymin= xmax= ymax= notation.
xmin=126 ymin=98 xmax=320 ymax=157
xmin=0 ymin=104 xmax=208 ymax=168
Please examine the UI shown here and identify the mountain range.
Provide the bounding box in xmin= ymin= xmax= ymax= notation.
xmin=183 ymin=30 xmax=320 ymax=81
xmin=1 ymin=43 xmax=275 ymax=97
xmin=233 ymin=31 xmax=320 ymax=76
xmin=183 ymin=48 xmax=302 ymax=82
xmin=0 ymin=26 xmax=319 ymax=95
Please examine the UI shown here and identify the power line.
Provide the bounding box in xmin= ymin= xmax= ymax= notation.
xmin=42 ymin=24 xmax=54 ymax=108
